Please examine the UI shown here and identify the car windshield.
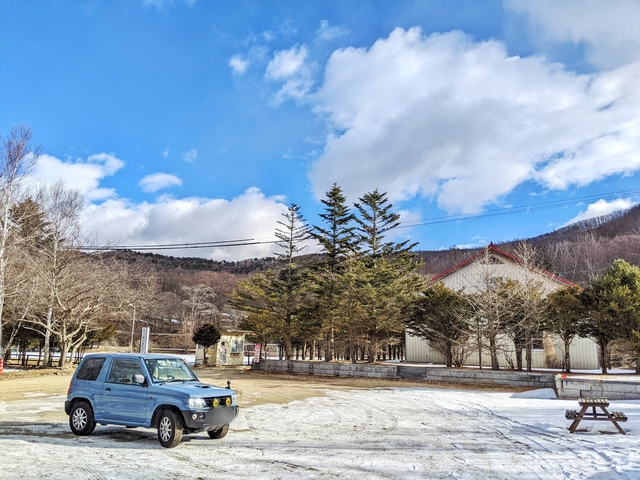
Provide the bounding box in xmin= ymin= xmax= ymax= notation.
xmin=144 ymin=358 xmax=198 ymax=383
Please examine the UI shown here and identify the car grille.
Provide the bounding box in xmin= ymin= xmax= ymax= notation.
xmin=204 ymin=396 xmax=232 ymax=408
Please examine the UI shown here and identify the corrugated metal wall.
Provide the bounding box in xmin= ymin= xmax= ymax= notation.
xmin=405 ymin=331 xmax=599 ymax=370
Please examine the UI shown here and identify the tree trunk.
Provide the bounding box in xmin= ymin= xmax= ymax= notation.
xmin=563 ymin=337 xmax=572 ymax=373
xmin=514 ymin=337 xmax=524 ymax=371
xmin=445 ymin=341 xmax=453 ymax=368
xmin=525 ymin=331 xmax=533 ymax=373
xmin=599 ymin=340 xmax=607 ymax=374
xmin=489 ymin=334 xmax=499 ymax=370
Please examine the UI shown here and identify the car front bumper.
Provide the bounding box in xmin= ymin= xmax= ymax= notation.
xmin=181 ymin=405 xmax=239 ymax=430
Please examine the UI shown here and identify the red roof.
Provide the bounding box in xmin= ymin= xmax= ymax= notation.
xmin=429 ymin=243 xmax=579 ymax=289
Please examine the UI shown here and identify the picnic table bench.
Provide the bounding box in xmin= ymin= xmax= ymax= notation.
xmin=566 ymin=397 xmax=627 ymax=434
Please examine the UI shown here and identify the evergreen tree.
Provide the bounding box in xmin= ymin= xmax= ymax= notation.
xmin=348 ymin=189 xmax=423 ymax=362
xmin=231 ymin=204 xmax=314 ymax=359
xmin=313 ymin=183 xmax=356 ymax=264
xmin=353 ymin=189 xmax=415 ymax=257
xmin=310 ymin=184 xmax=357 ymax=361
xmin=581 ymin=259 xmax=640 ymax=373
xmin=546 ymin=286 xmax=584 ymax=373
xmin=192 ymin=323 xmax=221 ymax=365
xmin=405 ymin=282 xmax=470 ymax=367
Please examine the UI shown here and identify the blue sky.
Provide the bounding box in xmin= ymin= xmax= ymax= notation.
xmin=1 ymin=0 xmax=639 ymax=261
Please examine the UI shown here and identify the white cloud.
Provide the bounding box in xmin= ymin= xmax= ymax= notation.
xmin=161 ymin=148 xmax=169 ymax=158
xmin=315 ymin=20 xmax=349 ymax=43
xmin=229 ymin=54 xmax=250 ymax=75
xmin=32 ymin=152 xmax=124 ymax=201
xmin=266 ymin=45 xmax=308 ymax=80
xmin=506 ymin=0 xmax=640 ymax=69
xmin=82 ymin=188 xmax=291 ymax=261
xmin=263 ymin=31 xmax=276 ymax=42
xmin=142 ymin=0 xmax=196 ymax=10
xmin=562 ymin=198 xmax=636 ymax=227
xmin=266 ymin=45 xmax=314 ymax=105
xmin=308 ymin=27 xmax=640 ymax=213
xmin=139 ymin=173 xmax=182 ymax=193
xmin=183 ymin=148 xmax=197 ymax=163
xmin=278 ymin=19 xmax=297 ymax=36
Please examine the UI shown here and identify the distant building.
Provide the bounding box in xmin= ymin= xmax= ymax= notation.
xmin=405 ymin=243 xmax=599 ymax=370
xmin=195 ymin=330 xmax=251 ymax=366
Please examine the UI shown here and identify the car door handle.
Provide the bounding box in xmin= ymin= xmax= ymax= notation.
xmin=105 ymin=387 xmax=111 ymax=392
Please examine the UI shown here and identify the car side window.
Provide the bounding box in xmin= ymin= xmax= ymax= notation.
xmin=76 ymin=357 xmax=106 ymax=381
xmin=107 ymin=359 xmax=144 ymax=385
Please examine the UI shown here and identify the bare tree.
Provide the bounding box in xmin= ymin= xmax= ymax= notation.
xmin=0 ymin=126 xmax=39 ymax=360
xmin=33 ymin=181 xmax=83 ymax=365
xmin=181 ymin=284 xmax=217 ymax=333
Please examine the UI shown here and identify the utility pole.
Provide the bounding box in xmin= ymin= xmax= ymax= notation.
xmin=129 ymin=305 xmax=136 ymax=353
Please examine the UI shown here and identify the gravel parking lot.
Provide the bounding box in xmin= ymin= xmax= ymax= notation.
xmin=1 ymin=366 xmax=639 ymax=479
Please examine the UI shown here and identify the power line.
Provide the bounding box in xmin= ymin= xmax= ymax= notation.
xmin=397 ymin=188 xmax=640 ymax=228
xmin=79 ymin=188 xmax=640 ymax=252
xmin=79 ymin=238 xmax=278 ymax=252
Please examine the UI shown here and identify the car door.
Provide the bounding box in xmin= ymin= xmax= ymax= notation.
xmin=101 ymin=358 xmax=149 ymax=424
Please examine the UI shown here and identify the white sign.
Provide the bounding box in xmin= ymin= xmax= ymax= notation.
xmin=253 ymin=344 xmax=261 ymax=363
xmin=139 ymin=327 xmax=150 ymax=354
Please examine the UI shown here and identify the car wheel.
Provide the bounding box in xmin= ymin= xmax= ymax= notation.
xmin=69 ymin=401 xmax=96 ymax=436
xmin=157 ymin=410 xmax=183 ymax=448
xmin=207 ymin=424 xmax=229 ymax=439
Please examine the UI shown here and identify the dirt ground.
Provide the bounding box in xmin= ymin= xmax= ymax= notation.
xmin=0 ymin=363 xmax=523 ymax=408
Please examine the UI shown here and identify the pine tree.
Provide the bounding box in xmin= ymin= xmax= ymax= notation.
xmin=192 ymin=323 xmax=221 ymax=365
xmin=546 ymin=286 xmax=584 ymax=373
xmin=405 ymin=282 xmax=470 ymax=368
xmin=581 ymin=259 xmax=640 ymax=373
xmin=353 ymin=189 xmax=415 ymax=257
xmin=231 ymin=204 xmax=315 ymax=360
xmin=310 ymin=184 xmax=356 ymax=361
xmin=349 ymin=189 xmax=423 ymax=362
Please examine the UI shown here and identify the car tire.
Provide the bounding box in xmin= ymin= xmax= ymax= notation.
xmin=69 ymin=401 xmax=96 ymax=436
xmin=207 ymin=424 xmax=229 ymax=439
xmin=157 ymin=410 xmax=183 ymax=448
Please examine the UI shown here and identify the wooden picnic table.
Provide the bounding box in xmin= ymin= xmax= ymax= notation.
xmin=566 ymin=398 xmax=627 ymax=434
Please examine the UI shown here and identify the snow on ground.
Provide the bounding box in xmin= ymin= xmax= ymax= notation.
xmin=1 ymin=387 xmax=639 ymax=479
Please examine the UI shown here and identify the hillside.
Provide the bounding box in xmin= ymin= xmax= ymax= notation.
xmin=105 ymin=205 xmax=640 ymax=286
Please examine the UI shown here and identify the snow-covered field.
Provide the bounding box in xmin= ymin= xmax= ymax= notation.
xmin=1 ymin=387 xmax=639 ymax=479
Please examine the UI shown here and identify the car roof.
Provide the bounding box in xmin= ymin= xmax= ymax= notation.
xmin=82 ymin=353 xmax=186 ymax=360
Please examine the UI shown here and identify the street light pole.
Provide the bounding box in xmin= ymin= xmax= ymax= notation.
xmin=129 ymin=305 xmax=136 ymax=353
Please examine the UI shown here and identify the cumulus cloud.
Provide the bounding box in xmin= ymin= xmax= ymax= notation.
xmin=506 ymin=0 xmax=640 ymax=69
xmin=308 ymin=27 xmax=640 ymax=213
xmin=82 ymin=188 xmax=291 ymax=261
xmin=182 ymin=148 xmax=197 ymax=163
xmin=315 ymin=20 xmax=349 ymax=43
xmin=32 ymin=152 xmax=124 ymax=201
xmin=139 ymin=173 xmax=182 ymax=193
xmin=229 ymin=54 xmax=250 ymax=75
xmin=265 ymin=45 xmax=315 ymax=106
xmin=562 ymin=198 xmax=636 ymax=227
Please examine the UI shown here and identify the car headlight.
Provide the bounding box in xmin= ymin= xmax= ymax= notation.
xmin=188 ymin=398 xmax=207 ymax=409
xmin=231 ymin=394 xmax=237 ymax=405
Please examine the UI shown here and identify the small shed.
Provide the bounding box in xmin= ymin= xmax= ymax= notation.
xmin=195 ymin=330 xmax=250 ymax=366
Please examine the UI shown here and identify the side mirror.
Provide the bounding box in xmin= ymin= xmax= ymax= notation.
xmin=133 ymin=374 xmax=146 ymax=385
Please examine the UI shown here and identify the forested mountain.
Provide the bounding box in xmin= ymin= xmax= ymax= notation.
xmin=106 ymin=204 xmax=640 ymax=287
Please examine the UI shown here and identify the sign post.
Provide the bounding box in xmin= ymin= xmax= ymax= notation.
xmin=253 ymin=344 xmax=261 ymax=364
xmin=139 ymin=327 xmax=150 ymax=354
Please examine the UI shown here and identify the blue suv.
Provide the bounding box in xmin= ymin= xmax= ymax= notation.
xmin=65 ymin=353 xmax=239 ymax=448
